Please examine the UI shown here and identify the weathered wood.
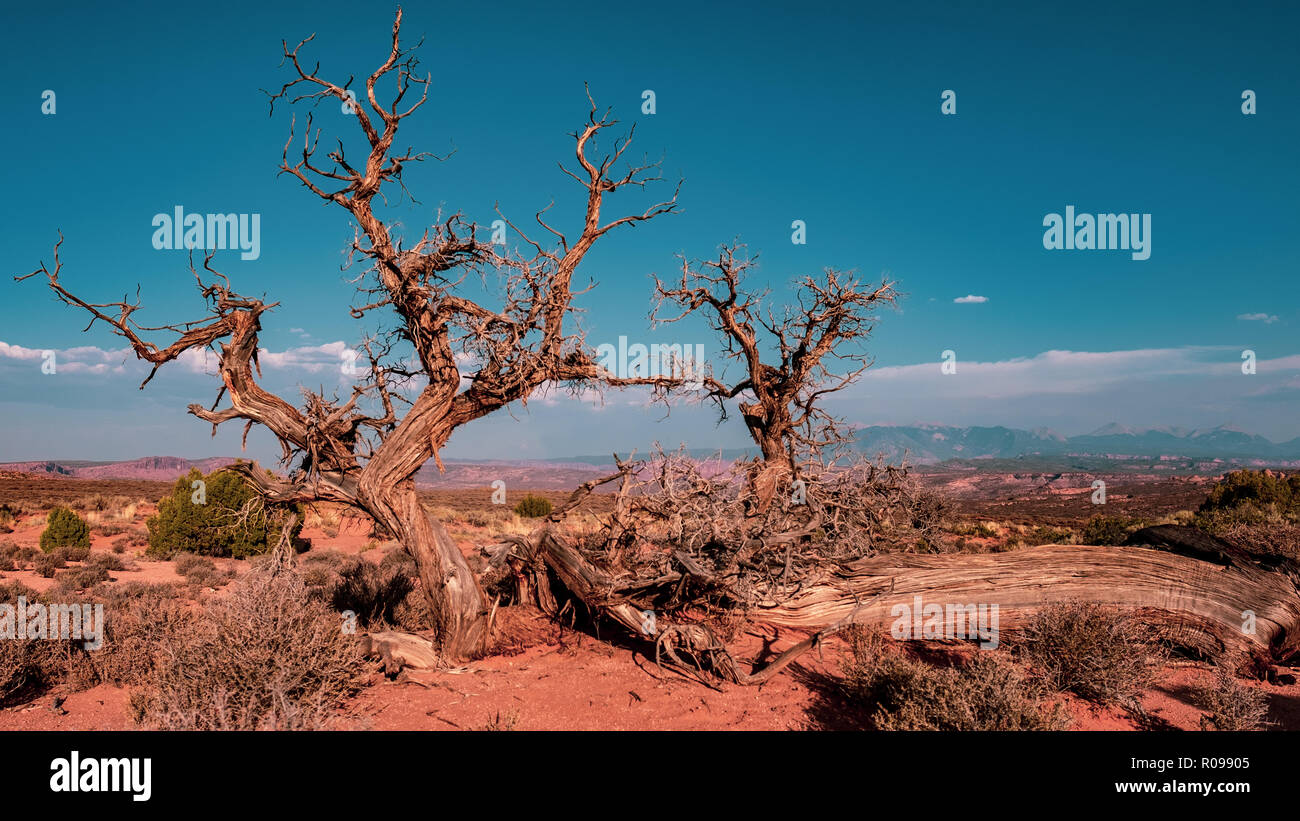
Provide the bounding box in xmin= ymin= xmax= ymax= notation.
xmin=754 ymin=545 xmax=1300 ymax=661
xmin=533 ymin=535 xmax=1300 ymax=668
xmin=360 ymin=630 xmax=441 ymax=675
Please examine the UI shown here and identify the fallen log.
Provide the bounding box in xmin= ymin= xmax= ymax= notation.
xmin=755 ymin=545 xmax=1300 ymax=661
xmin=527 ymin=537 xmax=1300 ymax=676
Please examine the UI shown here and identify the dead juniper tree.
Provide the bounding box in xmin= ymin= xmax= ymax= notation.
xmin=641 ymin=243 xmax=944 ymax=561
xmin=18 ymin=9 xmax=679 ymax=658
xmin=485 ymin=243 xmax=947 ymax=681
xmin=652 ymin=243 xmax=899 ymax=508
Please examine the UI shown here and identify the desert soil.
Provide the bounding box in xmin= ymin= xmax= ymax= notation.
xmin=2 ymin=475 xmax=1297 ymax=731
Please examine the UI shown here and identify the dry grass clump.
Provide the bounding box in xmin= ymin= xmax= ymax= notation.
xmin=302 ymin=503 xmax=345 ymax=538
xmin=477 ymin=709 xmax=521 ymax=731
xmin=93 ymin=583 xmax=194 ymax=687
xmin=173 ymin=553 xmax=236 ymax=589
xmin=832 ymin=628 xmax=1066 ymax=731
xmin=1197 ymin=666 xmax=1272 ymax=731
xmin=110 ymin=529 xmax=149 ymax=553
xmin=0 ymin=542 xmax=38 ymax=571
xmin=129 ymin=568 xmax=366 ymax=729
xmin=300 ymin=548 xmax=432 ymax=631
xmin=0 ymin=581 xmax=97 ymax=706
xmin=1017 ymin=600 xmax=1165 ymax=705
xmin=53 ymin=543 xmax=91 ymax=563
xmin=52 ymin=563 xmax=110 ymax=594
xmin=1219 ymin=521 xmax=1300 ymax=562
xmin=87 ymin=552 xmax=128 ymax=572
xmin=33 ymin=551 xmax=65 ymax=578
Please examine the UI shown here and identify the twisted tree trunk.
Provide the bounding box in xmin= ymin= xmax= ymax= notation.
xmin=361 ymin=484 xmax=488 ymax=659
xmin=356 ymin=393 xmax=490 ymax=659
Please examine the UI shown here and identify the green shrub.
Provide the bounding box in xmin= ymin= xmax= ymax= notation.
xmin=513 ymin=494 xmax=553 ymax=519
xmin=39 ymin=506 xmax=90 ymax=553
xmin=146 ymin=468 xmax=303 ymax=559
xmin=1080 ymin=515 xmax=1136 ymax=546
xmin=1200 ymin=470 xmax=1299 ymax=515
xmin=1018 ymin=601 xmax=1164 ymax=705
xmin=1193 ymin=470 xmax=1300 ymax=539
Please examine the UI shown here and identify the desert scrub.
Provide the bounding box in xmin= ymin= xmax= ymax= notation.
xmin=130 ymin=568 xmax=366 ymax=730
xmin=0 ymin=582 xmax=96 ymax=707
xmin=53 ymin=543 xmax=91 ymax=563
xmin=832 ymin=628 xmax=1066 ymax=731
xmin=327 ymin=559 xmax=414 ymax=629
xmin=39 ymin=506 xmax=90 ymax=553
xmin=93 ymin=584 xmax=194 ymax=687
xmin=1200 ymin=469 xmax=1299 ymax=516
xmin=173 ymin=553 xmax=235 ymax=588
xmin=1018 ymin=601 xmax=1165 ymax=705
xmin=1193 ymin=470 xmax=1300 ymax=542
xmin=1217 ymin=521 xmax=1300 ymax=561
xmin=302 ymin=549 xmax=430 ymax=631
xmin=146 ymin=467 xmax=304 ymax=559
xmin=0 ymin=542 xmax=37 ymax=570
xmin=53 ymin=563 xmax=110 ymax=594
xmin=1080 ymin=514 xmax=1142 ymax=546
xmin=1024 ymin=525 xmax=1076 ymax=546
xmin=87 ymin=552 xmax=127 ymax=572
xmin=513 ymin=494 xmax=553 ymax=519
xmin=33 ymin=551 xmax=66 ymax=578
xmin=1197 ymin=666 xmax=1271 ymax=731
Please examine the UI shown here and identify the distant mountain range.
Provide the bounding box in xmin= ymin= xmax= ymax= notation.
xmin=2 ymin=423 xmax=1296 ymax=485
xmin=559 ymin=423 xmax=1300 ymax=467
xmin=843 ymin=423 xmax=1300 ymax=465
xmin=0 ymin=455 xmax=242 ymax=481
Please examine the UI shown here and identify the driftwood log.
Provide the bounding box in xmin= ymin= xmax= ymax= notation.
xmin=754 ymin=545 xmax=1300 ymax=660
xmin=517 ymin=534 xmax=1300 ymax=680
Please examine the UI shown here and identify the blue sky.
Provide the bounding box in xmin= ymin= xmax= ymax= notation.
xmin=2 ymin=0 xmax=1297 ymax=463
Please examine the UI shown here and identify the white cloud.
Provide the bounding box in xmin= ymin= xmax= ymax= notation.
xmin=0 ymin=342 xmax=49 ymax=361
xmin=1237 ymin=312 xmax=1279 ymax=324
xmin=953 ymin=294 xmax=988 ymax=304
xmin=257 ymin=341 xmax=350 ymax=373
xmin=0 ymin=340 xmax=134 ymax=374
xmin=847 ymin=347 xmax=1300 ymax=400
xmin=1 ymin=338 xmax=358 ymax=380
